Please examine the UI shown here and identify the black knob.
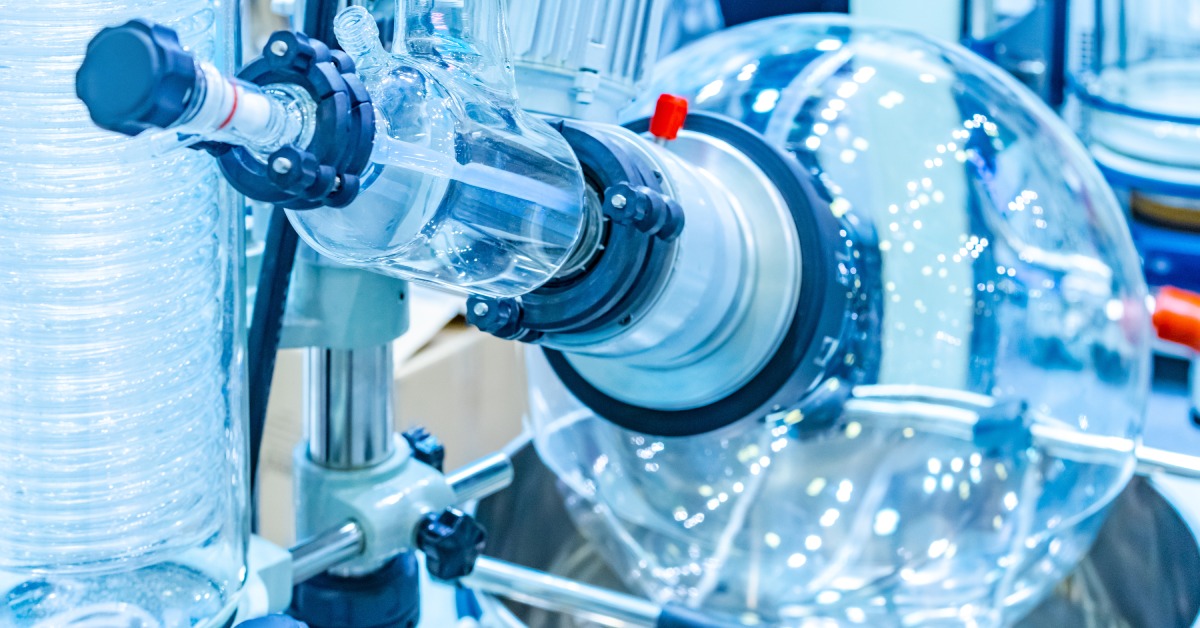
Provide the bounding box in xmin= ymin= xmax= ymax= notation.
xmin=604 ymin=182 xmax=684 ymax=240
xmin=415 ymin=509 xmax=487 ymax=581
xmin=401 ymin=426 xmax=445 ymax=472
xmin=76 ymin=20 xmax=198 ymax=136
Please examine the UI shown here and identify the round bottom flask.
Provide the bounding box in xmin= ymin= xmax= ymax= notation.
xmin=529 ymin=16 xmax=1151 ymax=627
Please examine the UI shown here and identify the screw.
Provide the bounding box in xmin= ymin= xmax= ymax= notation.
xmin=272 ymin=157 xmax=293 ymax=174
xmin=610 ymin=194 xmax=628 ymax=210
xmin=472 ymin=302 xmax=490 ymax=318
xmin=270 ymin=40 xmax=289 ymax=56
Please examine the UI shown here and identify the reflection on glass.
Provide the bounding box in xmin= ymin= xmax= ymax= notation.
xmin=532 ymin=15 xmax=1150 ymax=627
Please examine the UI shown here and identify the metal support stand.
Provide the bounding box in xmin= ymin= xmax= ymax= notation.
xmin=305 ymin=344 xmax=396 ymax=470
xmin=291 ymin=342 xmax=423 ymax=628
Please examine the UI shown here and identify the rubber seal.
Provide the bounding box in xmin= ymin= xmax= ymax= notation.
xmin=542 ymin=113 xmax=847 ymax=437
xmin=467 ymin=121 xmax=681 ymax=340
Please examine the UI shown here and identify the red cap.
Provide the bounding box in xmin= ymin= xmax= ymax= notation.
xmin=650 ymin=94 xmax=689 ymax=141
xmin=1154 ymin=286 xmax=1200 ymax=351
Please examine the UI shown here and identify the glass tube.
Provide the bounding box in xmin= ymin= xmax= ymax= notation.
xmin=285 ymin=5 xmax=589 ymax=298
xmin=0 ymin=1 xmax=248 ymax=626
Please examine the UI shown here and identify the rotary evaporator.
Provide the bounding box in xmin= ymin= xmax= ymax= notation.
xmin=3 ymin=0 xmax=1200 ymax=626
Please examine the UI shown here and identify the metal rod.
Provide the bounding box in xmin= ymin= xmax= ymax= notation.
xmin=848 ymin=386 xmax=1200 ymax=481
xmin=290 ymin=520 xmax=365 ymax=584
xmin=463 ymin=556 xmax=661 ymax=628
xmin=305 ymin=344 xmax=396 ymax=470
xmin=447 ymin=452 xmax=515 ymax=504
xmin=1135 ymin=446 xmax=1200 ymax=479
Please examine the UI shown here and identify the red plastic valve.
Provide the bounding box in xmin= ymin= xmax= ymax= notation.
xmin=1154 ymin=286 xmax=1200 ymax=352
xmin=650 ymin=94 xmax=689 ymax=141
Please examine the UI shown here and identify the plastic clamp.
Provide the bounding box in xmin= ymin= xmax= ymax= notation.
xmin=416 ymin=509 xmax=487 ymax=581
xmin=401 ymin=427 xmax=446 ymax=473
xmin=215 ymin=30 xmax=375 ymax=209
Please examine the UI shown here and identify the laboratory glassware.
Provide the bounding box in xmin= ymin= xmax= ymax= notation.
xmin=0 ymin=1 xmax=248 ymax=625
xmin=528 ymin=15 xmax=1151 ymax=627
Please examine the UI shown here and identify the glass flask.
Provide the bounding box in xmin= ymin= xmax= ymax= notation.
xmin=530 ymin=15 xmax=1151 ymax=627
xmin=0 ymin=1 xmax=248 ymax=626
xmin=287 ymin=4 xmax=589 ymax=298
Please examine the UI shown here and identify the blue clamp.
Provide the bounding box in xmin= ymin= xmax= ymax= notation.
xmin=214 ymin=30 xmax=375 ymax=210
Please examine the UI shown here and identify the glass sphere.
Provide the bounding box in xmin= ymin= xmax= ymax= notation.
xmin=528 ymin=15 xmax=1151 ymax=628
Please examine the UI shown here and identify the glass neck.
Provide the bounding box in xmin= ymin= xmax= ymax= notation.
xmin=151 ymin=62 xmax=317 ymax=159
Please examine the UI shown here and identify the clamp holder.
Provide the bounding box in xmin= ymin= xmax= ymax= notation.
xmin=468 ymin=120 xmax=684 ymax=343
xmin=211 ymin=31 xmax=375 ymax=209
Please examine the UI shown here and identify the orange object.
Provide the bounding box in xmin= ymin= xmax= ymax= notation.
xmin=1153 ymin=286 xmax=1200 ymax=351
xmin=649 ymin=94 xmax=689 ymax=141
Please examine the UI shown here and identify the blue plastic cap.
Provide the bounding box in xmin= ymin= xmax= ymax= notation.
xmin=76 ymin=19 xmax=198 ymax=136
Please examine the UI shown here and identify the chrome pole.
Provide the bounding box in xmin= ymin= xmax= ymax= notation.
xmin=464 ymin=556 xmax=662 ymax=628
xmin=290 ymin=520 xmax=366 ymax=584
xmin=447 ymin=452 xmax=514 ymax=504
xmin=305 ymin=344 xmax=395 ymax=470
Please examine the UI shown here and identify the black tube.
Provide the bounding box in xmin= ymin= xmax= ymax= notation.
xmin=302 ymin=0 xmax=343 ymax=47
xmin=1049 ymin=0 xmax=1069 ymax=109
xmin=248 ymin=207 xmax=299 ymax=493
xmin=246 ymin=0 xmax=337 ymax=494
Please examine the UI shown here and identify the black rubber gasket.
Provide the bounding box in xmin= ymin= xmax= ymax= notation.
xmin=513 ymin=121 xmax=679 ymax=335
xmin=542 ymin=113 xmax=846 ymax=437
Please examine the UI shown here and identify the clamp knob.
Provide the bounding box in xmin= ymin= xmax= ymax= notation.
xmin=416 ymin=509 xmax=487 ymax=581
xmin=605 ymin=182 xmax=684 ymax=240
xmin=401 ymin=426 xmax=446 ymax=473
xmin=76 ymin=20 xmax=198 ymax=136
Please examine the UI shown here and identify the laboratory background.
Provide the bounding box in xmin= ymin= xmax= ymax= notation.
xmin=2 ymin=0 xmax=1200 ymax=626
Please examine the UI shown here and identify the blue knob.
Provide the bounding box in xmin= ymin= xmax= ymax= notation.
xmin=76 ymin=20 xmax=198 ymax=136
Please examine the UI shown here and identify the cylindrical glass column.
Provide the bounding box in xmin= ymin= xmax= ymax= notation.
xmin=0 ymin=1 xmax=247 ymax=626
xmin=1068 ymin=0 xmax=1200 ymax=290
xmin=1069 ymin=0 xmax=1200 ymax=190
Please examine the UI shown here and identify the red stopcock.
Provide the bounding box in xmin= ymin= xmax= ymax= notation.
xmin=649 ymin=94 xmax=689 ymax=141
xmin=1154 ymin=286 xmax=1200 ymax=352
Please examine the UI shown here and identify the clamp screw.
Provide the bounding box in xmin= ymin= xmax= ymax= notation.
xmin=271 ymin=156 xmax=293 ymax=174
xmin=604 ymin=182 xmax=684 ymax=240
xmin=270 ymin=39 xmax=290 ymax=57
xmin=402 ymin=426 xmax=446 ymax=472
xmin=416 ymin=508 xmax=487 ymax=581
xmin=472 ymin=302 xmax=490 ymax=318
